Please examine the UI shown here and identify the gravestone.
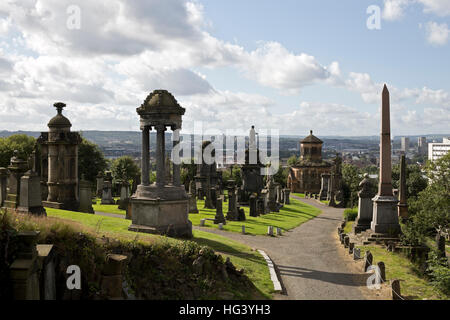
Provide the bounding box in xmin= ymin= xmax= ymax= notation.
xmin=260 ymin=189 xmax=270 ymax=214
xmin=2 ymin=151 xmax=28 ymax=212
xmin=36 ymin=244 xmax=56 ymax=300
xmin=118 ymin=181 xmax=129 ymax=210
xmin=266 ymin=177 xmax=278 ymax=212
xmin=364 ymin=251 xmax=373 ymax=272
xmin=0 ymin=167 xmax=7 ymax=207
xmin=96 ymin=171 xmax=104 ymax=198
xmin=391 ymin=279 xmax=402 ymax=300
xmin=241 ymin=225 xmax=245 ymax=234
xmin=276 ymin=227 xmax=282 ymax=236
xmin=214 ymin=198 xmax=226 ymax=224
xmin=18 ymin=167 xmax=46 ymax=216
xmin=237 ymin=206 xmax=246 ymax=221
xmin=249 ymin=194 xmax=258 ymax=217
xmin=354 ymin=248 xmax=361 ymax=260
xmin=188 ymin=180 xmax=198 ymax=214
xmin=200 ymin=219 xmax=206 ymax=227
xmin=349 ymin=242 xmax=354 ymax=254
xmin=226 ymin=184 xmax=239 ymax=221
xmin=78 ymin=176 xmax=94 ymax=213
xmin=283 ymin=189 xmax=290 ymax=204
xmin=101 ymin=171 xmax=114 ymax=204
xmin=377 ymin=261 xmax=386 ymax=282
xmin=101 ymin=254 xmax=128 ymax=300
xmin=319 ymin=173 xmax=330 ymax=200
xmin=267 ymin=226 xmax=274 ymax=236
xmin=218 ymin=223 xmax=223 ymax=230
xmin=131 ymin=174 xmax=140 ymax=196
xmin=354 ymin=173 xmax=374 ymax=233
xmin=344 ymin=236 xmax=350 ymax=248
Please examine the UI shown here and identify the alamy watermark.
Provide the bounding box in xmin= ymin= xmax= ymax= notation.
xmin=367 ymin=5 xmax=381 ymax=30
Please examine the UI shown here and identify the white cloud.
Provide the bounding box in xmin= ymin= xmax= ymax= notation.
xmin=382 ymin=0 xmax=411 ymax=21
xmin=424 ymin=21 xmax=449 ymax=46
xmin=418 ymin=0 xmax=450 ymax=16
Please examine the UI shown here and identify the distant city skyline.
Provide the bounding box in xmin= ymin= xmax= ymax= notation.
xmin=0 ymin=1 xmax=449 ymax=136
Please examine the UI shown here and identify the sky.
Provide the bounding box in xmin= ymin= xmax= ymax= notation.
xmin=0 ymin=0 xmax=449 ymax=136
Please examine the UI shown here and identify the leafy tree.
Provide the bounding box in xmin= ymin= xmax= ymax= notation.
xmin=402 ymin=152 xmax=450 ymax=245
xmin=392 ymin=163 xmax=428 ymax=200
xmin=342 ymin=163 xmax=361 ymax=208
xmin=273 ymin=165 xmax=288 ymax=187
xmin=110 ymin=156 xmax=141 ymax=183
xmin=287 ymin=155 xmax=298 ymax=166
xmin=181 ymin=158 xmax=197 ymax=185
xmin=78 ymin=138 xmax=108 ymax=183
xmin=0 ymin=134 xmax=36 ymax=168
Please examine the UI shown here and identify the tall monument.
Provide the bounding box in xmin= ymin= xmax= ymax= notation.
xmin=371 ymin=85 xmax=401 ymax=235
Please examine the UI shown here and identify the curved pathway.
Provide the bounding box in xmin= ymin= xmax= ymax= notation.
xmin=194 ymin=196 xmax=374 ymax=300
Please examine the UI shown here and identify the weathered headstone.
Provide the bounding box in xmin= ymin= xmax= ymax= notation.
xmin=237 ymin=206 xmax=246 ymax=221
xmin=36 ymin=244 xmax=56 ymax=300
xmin=2 ymin=151 xmax=28 ymax=212
xmin=267 ymin=226 xmax=274 ymax=236
xmin=249 ymin=194 xmax=258 ymax=217
xmin=353 ymin=248 xmax=361 ymax=260
xmin=188 ymin=180 xmax=199 ymax=214
xmin=349 ymin=242 xmax=354 ymax=254
xmin=0 ymin=167 xmax=7 ymax=207
xmin=101 ymin=254 xmax=128 ymax=300
xmin=319 ymin=173 xmax=330 ymax=200
xmin=214 ymin=198 xmax=226 ymax=224
xmin=377 ymin=261 xmax=386 ymax=282
xmin=96 ymin=171 xmax=104 ymax=198
xmin=118 ymin=181 xmax=129 ymax=210
xmin=101 ymin=171 xmax=114 ymax=204
xmin=241 ymin=225 xmax=246 ymax=234
xmin=276 ymin=227 xmax=282 ymax=236
xmin=218 ymin=223 xmax=223 ymax=230
xmin=78 ymin=176 xmax=94 ymax=213
xmin=354 ymin=173 xmax=374 ymax=233
xmin=18 ymin=167 xmax=46 ymax=216
xmin=364 ymin=251 xmax=373 ymax=272
xmin=283 ymin=189 xmax=290 ymax=204
xmin=344 ymin=236 xmax=350 ymax=248
xmin=391 ymin=279 xmax=402 ymax=300
xmin=200 ymin=219 xmax=206 ymax=227
xmin=226 ymin=184 xmax=239 ymax=221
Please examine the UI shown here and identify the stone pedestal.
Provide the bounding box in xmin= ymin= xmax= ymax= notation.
xmin=371 ymin=195 xmax=401 ymax=235
xmin=129 ymin=185 xmax=192 ymax=238
xmin=18 ymin=171 xmax=46 ymax=216
xmin=354 ymin=197 xmax=373 ymax=233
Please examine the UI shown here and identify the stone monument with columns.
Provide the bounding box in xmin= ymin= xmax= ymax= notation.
xmin=38 ymin=102 xmax=81 ymax=211
xmin=371 ymin=85 xmax=401 ymax=236
xmin=128 ymin=90 xmax=192 ymax=238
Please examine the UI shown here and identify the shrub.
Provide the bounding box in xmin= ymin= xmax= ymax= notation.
xmin=344 ymin=208 xmax=358 ymax=221
xmin=426 ymin=249 xmax=450 ymax=295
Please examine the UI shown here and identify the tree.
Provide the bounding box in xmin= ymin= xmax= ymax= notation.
xmin=110 ymin=156 xmax=141 ymax=183
xmin=403 ymin=152 xmax=450 ymax=245
xmin=78 ymin=138 xmax=108 ymax=183
xmin=392 ymin=163 xmax=428 ymax=200
xmin=287 ymin=155 xmax=298 ymax=166
xmin=0 ymin=134 xmax=36 ymax=168
xmin=342 ymin=163 xmax=361 ymax=208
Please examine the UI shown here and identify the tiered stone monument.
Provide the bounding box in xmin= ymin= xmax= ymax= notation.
xmin=354 ymin=174 xmax=374 ymax=233
xmin=128 ymin=90 xmax=192 ymax=238
xmin=371 ymin=85 xmax=401 ymax=236
xmin=2 ymin=151 xmax=29 ymax=213
xmin=101 ymin=171 xmax=114 ymax=204
xmin=397 ymin=154 xmax=408 ymax=221
xmin=38 ymin=102 xmax=81 ymax=210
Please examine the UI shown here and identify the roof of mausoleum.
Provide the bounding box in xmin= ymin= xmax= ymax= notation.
xmin=137 ymin=89 xmax=185 ymax=116
xmin=292 ymin=159 xmax=332 ymax=168
xmin=301 ymin=130 xmax=323 ymax=144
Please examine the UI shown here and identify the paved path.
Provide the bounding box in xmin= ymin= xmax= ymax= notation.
xmin=194 ymin=196 xmax=372 ymax=300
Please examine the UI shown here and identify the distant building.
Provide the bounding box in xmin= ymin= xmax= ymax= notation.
xmin=428 ymin=138 xmax=450 ymax=162
xmin=417 ymin=137 xmax=427 ymax=155
xmin=401 ymin=137 xmax=410 ymax=152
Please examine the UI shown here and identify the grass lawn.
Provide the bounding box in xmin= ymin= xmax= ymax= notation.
xmin=190 ymin=197 xmax=321 ymax=235
xmin=356 ymin=244 xmax=449 ymax=300
xmin=45 ymin=207 xmax=273 ymax=299
xmin=292 ymin=193 xmax=305 ymax=198
xmin=344 ymin=221 xmax=354 ymax=234
xmin=92 ymin=198 xmax=126 ymax=215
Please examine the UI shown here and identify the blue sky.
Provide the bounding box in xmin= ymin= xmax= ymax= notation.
xmin=0 ymin=0 xmax=448 ymax=136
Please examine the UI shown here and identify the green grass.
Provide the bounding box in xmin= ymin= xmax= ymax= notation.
xmin=190 ymin=197 xmax=321 ymax=235
xmin=344 ymin=221 xmax=354 ymax=234
xmin=292 ymin=193 xmax=305 ymax=198
xmin=45 ymin=207 xmax=273 ymax=299
xmin=92 ymin=198 xmax=126 ymax=215
xmin=357 ymin=244 xmax=449 ymax=300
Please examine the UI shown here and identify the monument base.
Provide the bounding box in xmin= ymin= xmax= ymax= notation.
xmin=43 ymin=200 xmax=79 ymax=211
xmin=371 ymin=195 xmax=401 ymax=236
xmin=129 ymin=185 xmax=192 ymax=238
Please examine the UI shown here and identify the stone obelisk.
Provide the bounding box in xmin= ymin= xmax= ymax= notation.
xmin=398 ymin=154 xmax=408 ymax=221
xmin=371 ymin=85 xmax=401 ymax=235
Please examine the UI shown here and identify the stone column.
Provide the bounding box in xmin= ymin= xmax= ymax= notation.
xmin=141 ymin=126 xmax=150 ymax=186
xmin=398 ymin=154 xmax=408 ymax=220
xmin=371 ymin=85 xmax=400 ymax=235
xmin=155 ymin=125 xmax=166 ymax=188
xmin=172 ymin=128 xmax=181 ymax=187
